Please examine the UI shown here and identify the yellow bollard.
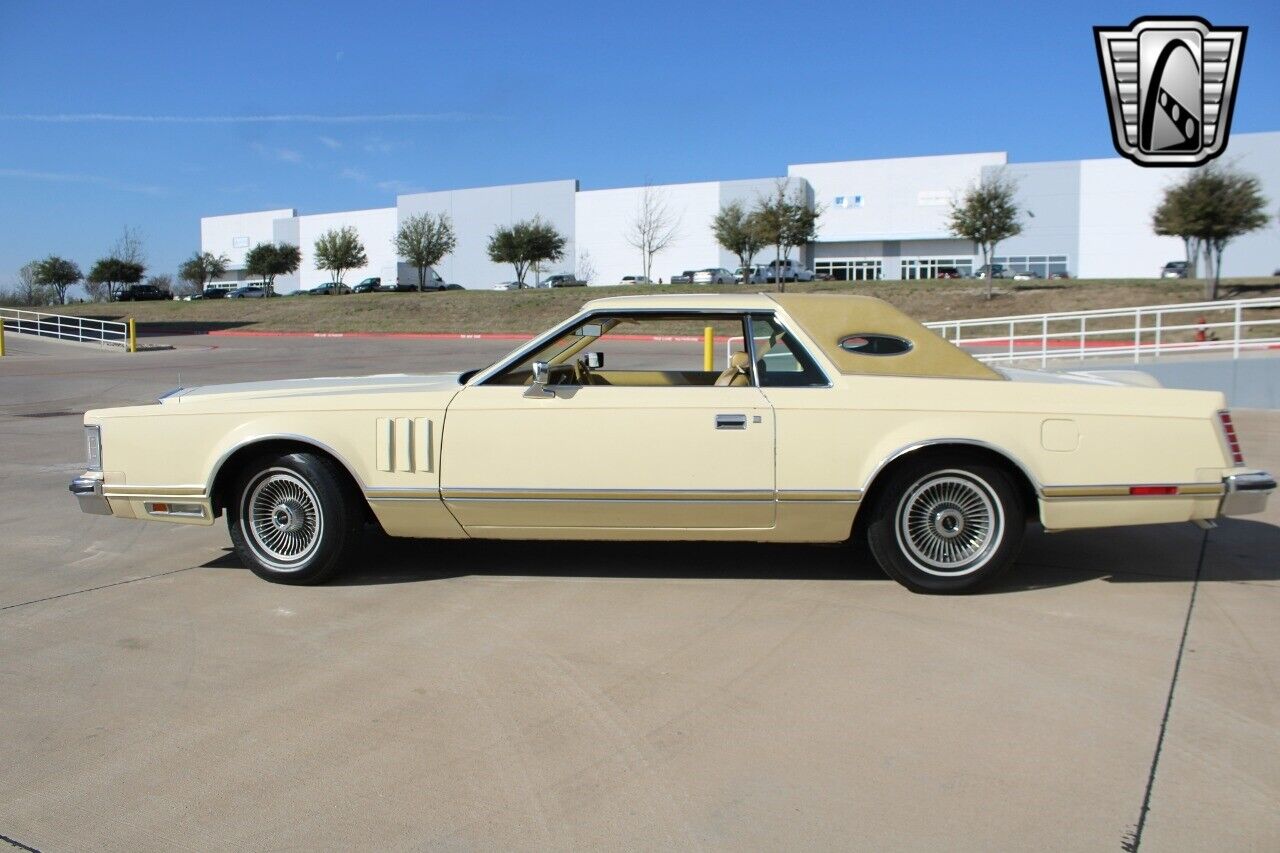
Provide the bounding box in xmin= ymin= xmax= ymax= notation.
xmin=0 ymin=321 xmax=6 ymax=357
xmin=703 ymin=326 xmax=713 ymax=371
xmin=127 ymin=318 xmax=137 ymax=353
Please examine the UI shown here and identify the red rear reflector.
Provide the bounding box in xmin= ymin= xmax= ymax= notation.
xmin=152 ymin=502 xmax=169 ymax=512
xmin=1217 ymin=410 xmax=1246 ymax=465
xmin=1130 ymin=486 xmax=1178 ymax=496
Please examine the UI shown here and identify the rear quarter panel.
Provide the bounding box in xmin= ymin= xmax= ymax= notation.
xmin=763 ymin=375 xmax=1230 ymax=529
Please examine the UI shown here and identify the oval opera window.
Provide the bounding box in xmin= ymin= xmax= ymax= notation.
xmin=838 ymin=333 xmax=914 ymax=356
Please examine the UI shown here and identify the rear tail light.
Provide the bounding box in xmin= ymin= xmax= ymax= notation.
xmin=1217 ymin=410 xmax=1246 ymax=466
xmin=1130 ymin=486 xmax=1178 ymax=496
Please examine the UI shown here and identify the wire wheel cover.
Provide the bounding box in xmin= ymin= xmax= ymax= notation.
xmin=896 ymin=471 xmax=1003 ymax=576
xmin=244 ymin=469 xmax=324 ymax=569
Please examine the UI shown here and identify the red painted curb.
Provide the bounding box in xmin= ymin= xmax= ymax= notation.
xmin=205 ymin=329 xmax=738 ymax=343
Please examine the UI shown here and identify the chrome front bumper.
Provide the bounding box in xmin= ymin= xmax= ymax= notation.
xmin=69 ymin=474 xmax=112 ymax=515
xmin=1220 ymin=471 xmax=1276 ymax=517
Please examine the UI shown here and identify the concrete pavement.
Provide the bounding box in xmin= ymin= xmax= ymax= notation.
xmin=0 ymin=334 xmax=1276 ymax=851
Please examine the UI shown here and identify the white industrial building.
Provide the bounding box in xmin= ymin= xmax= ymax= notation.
xmin=201 ymin=131 xmax=1280 ymax=292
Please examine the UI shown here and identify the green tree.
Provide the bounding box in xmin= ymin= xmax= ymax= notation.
xmin=178 ymin=251 xmax=229 ymax=295
xmin=313 ymin=226 xmax=367 ymax=289
xmin=486 ymin=217 xmax=567 ymax=287
xmin=948 ymin=171 xmax=1023 ymax=300
xmin=394 ymin=212 xmax=457 ymax=291
xmin=753 ymin=181 xmax=820 ymax=293
xmin=1153 ymin=165 xmax=1271 ymax=300
xmin=87 ymin=257 xmax=146 ymax=301
xmin=712 ymin=201 xmax=767 ymax=284
xmin=33 ymin=255 xmax=82 ymax=304
xmin=244 ymin=242 xmax=302 ymax=295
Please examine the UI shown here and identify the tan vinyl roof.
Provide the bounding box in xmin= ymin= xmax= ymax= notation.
xmin=769 ymin=293 xmax=1001 ymax=380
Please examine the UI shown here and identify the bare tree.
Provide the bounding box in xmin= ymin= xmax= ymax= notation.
xmin=625 ymin=183 xmax=681 ymax=283
xmin=14 ymin=261 xmax=51 ymax=305
xmin=113 ymin=225 xmax=146 ymax=266
xmin=576 ymin=249 xmax=597 ymax=285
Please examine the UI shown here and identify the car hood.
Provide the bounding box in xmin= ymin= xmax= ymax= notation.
xmin=159 ymin=373 xmax=467 ymax=406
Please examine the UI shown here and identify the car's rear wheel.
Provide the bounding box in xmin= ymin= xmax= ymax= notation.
xmin=865 ymin=457 xmax=1025 ymax=594
xmin=227 ymin=452 xmax=360 ymax=584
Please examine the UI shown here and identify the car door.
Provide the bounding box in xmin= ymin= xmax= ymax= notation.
xmin=440 ymin=313 xmax=776 ymax=535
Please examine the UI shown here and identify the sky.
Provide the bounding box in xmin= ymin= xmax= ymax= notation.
xmin=1 ymin=0 xmax=1278 ymax=288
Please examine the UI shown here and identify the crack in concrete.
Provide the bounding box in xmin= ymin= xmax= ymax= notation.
xmin=0 ymin=566 xmax=196 ymax=613
xmin=1122 ymin=528 xmax=1210 ymax=851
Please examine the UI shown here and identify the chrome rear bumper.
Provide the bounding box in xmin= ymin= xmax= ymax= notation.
xmin=69 ymin=474 xmax=112 ymax=515
xmin=1220 ymin=471 xmax=1276 ymax=517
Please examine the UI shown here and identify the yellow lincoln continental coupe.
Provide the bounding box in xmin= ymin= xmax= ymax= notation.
xmin=70 ymin=293 xmax=1273 ymax=593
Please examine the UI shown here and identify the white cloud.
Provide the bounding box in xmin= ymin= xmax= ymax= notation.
xmin=363 ymin=136 xmax=408 ymax=155
xmin=376 ymin=179 xmax=419 ymax=194
xmin=318 ymin=136 xmax=342 ymax=149
xmin=250 ymin=142 xmax=303 ymax=163
xmin=0 ymin=167 xmax=165 ymax=195
xmin=340 ymin=167 xmax=370 ymax=182
xmin=0 ymin=112 xmax=494 ymax=123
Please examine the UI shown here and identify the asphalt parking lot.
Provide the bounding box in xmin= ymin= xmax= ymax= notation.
xmin=1 ymin=332 xmax=1277 ymax=851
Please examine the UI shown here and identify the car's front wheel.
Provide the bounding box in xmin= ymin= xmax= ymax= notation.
xmin=227 ymin=452 xmax=360 ymax=584
xmin=865 ymin=457 xmax=1025 ymax=594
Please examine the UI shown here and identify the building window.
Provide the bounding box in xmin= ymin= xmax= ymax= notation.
xmin=815 ymin=259 xmax=882 ymax=281
xmin=900 ymin=257 xmax=975 ymax=279
xmin=995 ymin=255 xmax=1069 ymax=277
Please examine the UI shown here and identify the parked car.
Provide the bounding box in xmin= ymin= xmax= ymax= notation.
xmin=936 ymin=267 xmax=964 ymax=280
xmin=198 ymin=287 xmax=229 ymax=299
xmin=693 ymin=268 xmax=736 ymax=284
xmin=1011 ymin=270 xmax=1042 ymax=281
xmin=227 ymin=286 xmax=267 ymax=299
xmin=69 ymin=292 xmax=1275 ymax=594
xmin=619 ymin=275 xmax=651 ymax=286
xmin=671 ymin=270 xmax=697 ymax=284
xmin=493 ymin=281 xmax=525 ymax=291
xmin=1161 ymin=260 xmax=1190 ymax=279
xmin=973 ymin=264 xmax=1007 ymax=279
xmin=1049 ymin=271 xmax=1071 ymax=280
xmin=352 ymin=277 xmax=382 ymax=294
xmin=763 ymin=259 xmax=815 ymax=282
xmin=735 ymin=266 xmax=766 ymax=284
xmin=116 ymin=284 xmax=167 ymax=302
xmin=305 ymin=282 xmax=352 ymax=295
xmin=544 ymin=274 xmax=585 ymax=288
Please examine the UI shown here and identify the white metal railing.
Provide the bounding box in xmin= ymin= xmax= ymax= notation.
xmin=0 ymin=307 xmax=128 ymax=348
xmin=923 ymin=297 xmax=1280 ymax=367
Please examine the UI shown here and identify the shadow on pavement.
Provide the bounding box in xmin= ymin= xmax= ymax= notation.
xmin=198 ymin=517 xmax=1280 ymax=593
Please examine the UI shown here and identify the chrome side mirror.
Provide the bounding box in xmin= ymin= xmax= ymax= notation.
xmin=524 ymin=361 xmax=555 ymax=398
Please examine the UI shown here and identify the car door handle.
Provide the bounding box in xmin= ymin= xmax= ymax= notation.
xmin=715 ymin=413 xmax=747 ymax=430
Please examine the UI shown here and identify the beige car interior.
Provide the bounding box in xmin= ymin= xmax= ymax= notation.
xmin=715 ymin=351 xmax=752 ymax=386
xmin=491 ymin=313 xmax=755 ymax=389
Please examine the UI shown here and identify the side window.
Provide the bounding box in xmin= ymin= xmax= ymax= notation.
xmin=487 ymin=313 xmax=753 ymax=388
xmin=752 ymin=317 xmax=828 ymax=387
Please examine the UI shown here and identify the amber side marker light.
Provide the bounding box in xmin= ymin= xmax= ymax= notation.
xmin=1218 ymin=410 xmax=1246 ymax=465
xmin=1130 ymin=486 xmax=1179 ymax=496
